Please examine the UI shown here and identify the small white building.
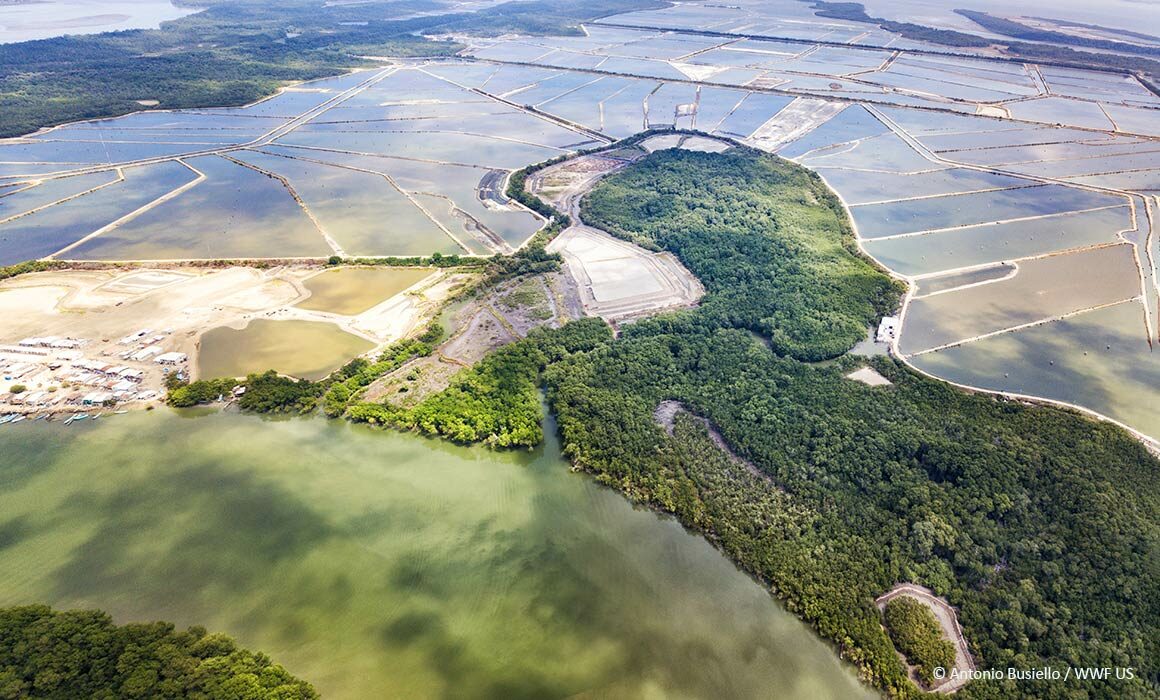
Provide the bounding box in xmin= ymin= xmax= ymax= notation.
xmin=117 ymin=368 xmax=145 ymax=382
xmin=131 ymin=346 xmax=163 ymax=362
xmin=81 ymin=391 xmax=113 ymax=406
xmin=876 ymin=316 xmax=900 ymax=344
xmin=155 ymin=352 xmax=188 ymax=365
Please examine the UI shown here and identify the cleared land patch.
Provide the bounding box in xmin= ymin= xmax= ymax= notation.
xmin=547 ymin=226 xmax=703 ymax=322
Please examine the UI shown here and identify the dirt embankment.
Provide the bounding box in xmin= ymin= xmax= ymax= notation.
xmin=362 ymin=270 xmax=581 ymax=405
xmin=876 ymin=583 xmax=976 ymax=694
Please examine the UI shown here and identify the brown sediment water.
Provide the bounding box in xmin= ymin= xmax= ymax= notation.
xmin=296 ymin=266 xmax=435 ymax=316
xmin=197 ymin=318 xmax=373 ymax=380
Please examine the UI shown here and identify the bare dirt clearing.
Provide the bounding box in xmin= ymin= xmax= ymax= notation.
xmin=532 ymin=144 xmax=707 ymax=324
xmin=845 ymin=366 xmax=892 ymax=386
xmin=547 ymin=226 xmax=704 ymax=322
xmin=0 ymin=265 xmax=469 ymax=410
xmin=362 ymin=270 xmax=580 ymax=405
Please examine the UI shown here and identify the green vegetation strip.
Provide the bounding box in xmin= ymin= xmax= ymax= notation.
xmin=0 ymin=605 xmax=315 ymax=698
xmin=349 ymin=319 xmax=609 ymax=447
xmin=347 ymin=147 xmax=1158 ymax=698
xmin=168 ymin=323 xmax=446 ymax=414
xmin=0 ymin=260 xmax=68 ymax=283
xmin=883 ymin=598 xmax=957 ymax=688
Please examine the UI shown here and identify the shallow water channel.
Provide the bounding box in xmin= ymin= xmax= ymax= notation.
xmin=0 ymin=410 xmax=875 ymax=699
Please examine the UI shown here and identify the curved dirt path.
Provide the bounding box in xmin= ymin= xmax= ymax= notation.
xmin=876 ymin=583 xmax=976 ymax=694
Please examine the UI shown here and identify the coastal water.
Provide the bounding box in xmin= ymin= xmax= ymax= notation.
xmin=0 ymin=410 xmax=874 ymax=698
xmin=0 ymin=0 xmax=194 ymax=44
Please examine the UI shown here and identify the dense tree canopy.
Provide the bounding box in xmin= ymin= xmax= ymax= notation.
xmin=883 ymin=597 xmax=957 ymax=687
xmin=0 ymin=0 xmax=664 ymax=138
xmin=581 ymin=148 xmax=904 ymax=361
xmin=409 ymin=147 xmax=1159 ymax=698
xmin=0 ymin=605 xmax=315 ymax=699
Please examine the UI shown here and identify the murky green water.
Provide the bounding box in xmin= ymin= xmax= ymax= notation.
xmin=198 ymin=319 xmax=373 ymax=380
xmin=0 ymin=411 xmax=874 ymax=699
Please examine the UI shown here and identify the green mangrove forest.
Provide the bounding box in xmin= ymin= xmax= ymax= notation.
xmin=0 ymin=0 xmax=665 ymax=139
xmin=883 ymin=598 xmax=957 ymax=688
xmin=343 ymin=147 xmax=1158 ymax=698
xmin=0 ymin=605 xmax=315 ymax=698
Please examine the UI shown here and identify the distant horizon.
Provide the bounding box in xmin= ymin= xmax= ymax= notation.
xmin=860 ymin=0 xmax=1159 ymax=37
xmin=0 ymin=0 xmax=192 ymax=44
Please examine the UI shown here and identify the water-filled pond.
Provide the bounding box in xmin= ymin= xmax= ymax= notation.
xmin=197 ymin=319 xmax=373 ymax=380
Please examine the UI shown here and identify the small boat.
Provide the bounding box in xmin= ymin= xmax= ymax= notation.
xmin=114 ymin=410 xmax=129 ymax=415
xmin=10 ymin=415 xmax=25 ymax=424
xmin=71 ymin=413 xmax=88 ymax=422
xmin=0 ymin=415 xmax=14 ymax=425
xmin=63 ymin=416 xmax=74 ymax=425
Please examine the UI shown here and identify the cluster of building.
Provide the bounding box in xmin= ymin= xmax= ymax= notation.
xmin=1 ymin=355 xmax=165 ymax=409
xmin=0 ymin=330 xmax=189 ymax=415
xmin=16 ymin=335 xmax=85 ymax=350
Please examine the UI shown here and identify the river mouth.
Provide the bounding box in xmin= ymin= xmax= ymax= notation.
xmin=0 ymin=410 xmax=874 ymax=699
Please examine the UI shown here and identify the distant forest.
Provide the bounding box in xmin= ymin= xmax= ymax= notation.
xmin=0 ymin=0 xmax=665 ymax=138
xmin=365 ymin=147 xmax=1159 ymax=698
xmin=953 ymin=10 xmax=1160 ymax=59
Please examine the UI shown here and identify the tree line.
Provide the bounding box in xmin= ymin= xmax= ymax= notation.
xmin=0 ymin=605 xmax=315 ymax=698
xmin=381 ymin=147 xmax=1158 ymax=698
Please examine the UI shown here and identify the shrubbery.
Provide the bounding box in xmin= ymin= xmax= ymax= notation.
xmin=883 ymin=597 xmax=957 ymax=687
xmin=322 ymin=325 xmax=444 ymax=416
xmin=352 ymin=318 xmax=611 ymax=447
xmin=0 ymin=605 xmax=316 ymax=699
xmin=166 ymin=377 xmax=235 ymax=408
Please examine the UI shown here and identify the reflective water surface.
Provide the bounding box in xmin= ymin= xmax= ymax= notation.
xmin=0 ymin=411 xmax=875 ymax=699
